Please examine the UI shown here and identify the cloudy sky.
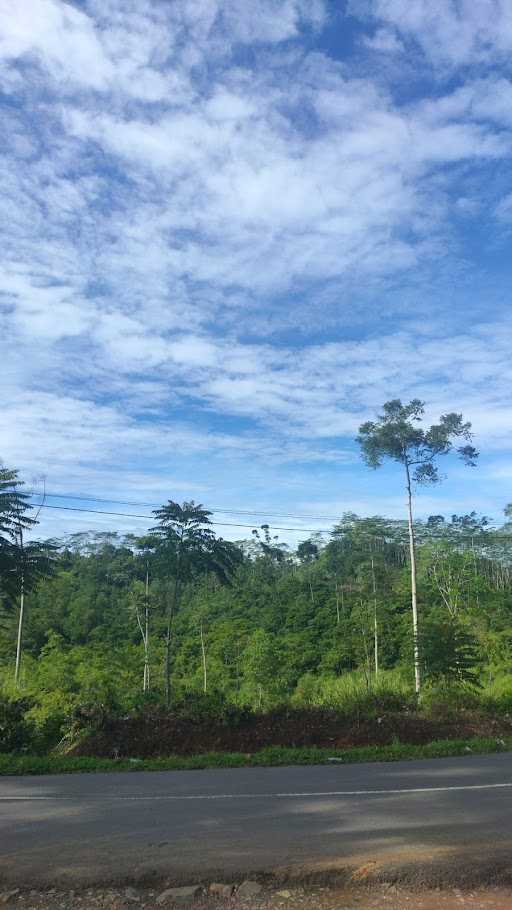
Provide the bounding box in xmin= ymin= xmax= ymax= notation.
xmin=1 ymin=0 xmax=512 ymax=542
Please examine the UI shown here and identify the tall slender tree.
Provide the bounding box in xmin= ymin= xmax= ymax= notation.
xmin=128 ymin=570 xmax=152 ymax=693
xmin=129 ymin=536 xmax=159 ymax=693
xmin=1 ymin=467 xmax=36 ymax=685
xmin=357 ymin=400 xmax=478 ymax=694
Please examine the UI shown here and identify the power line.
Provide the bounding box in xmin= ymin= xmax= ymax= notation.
xmin=30 ymin=502 xmax=512 ymax=542
xmin=38 ymin=502 xmax=332 ymax=534
xmin=26 ymin=490 xmax=512 ymax=534
xmin=26 ymin=489 xmax=343 ymax=523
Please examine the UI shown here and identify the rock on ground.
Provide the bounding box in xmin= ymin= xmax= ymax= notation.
xmin=237 ymin=882 xmax=263 ymax=899
xmin=156 ymin=885 xmax=203 ymax=905
xmin=209 ymin=884 xmax=234 ymax=898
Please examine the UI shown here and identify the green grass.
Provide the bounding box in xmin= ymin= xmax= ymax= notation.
xmin=1 ymin=735 xmax=511 ymax=776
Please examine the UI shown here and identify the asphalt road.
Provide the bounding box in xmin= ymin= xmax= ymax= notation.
xmin=1 ymin=753 xmax=512 ymax=886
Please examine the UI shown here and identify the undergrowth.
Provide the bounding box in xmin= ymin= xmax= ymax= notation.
xmin=1 ymin=735 xmax=510 ymax=776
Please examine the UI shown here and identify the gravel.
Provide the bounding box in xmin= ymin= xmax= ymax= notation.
xmin=1 ymin=883 xmax=512 ymax=910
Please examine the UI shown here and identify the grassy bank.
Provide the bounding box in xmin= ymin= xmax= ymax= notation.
xmin=1 ymin=735 xmax=511 ymax=776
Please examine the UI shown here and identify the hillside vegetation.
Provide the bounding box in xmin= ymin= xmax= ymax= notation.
xmin=2 ymin=505 xmax=512 ymax=757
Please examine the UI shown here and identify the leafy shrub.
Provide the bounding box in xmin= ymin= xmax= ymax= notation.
xmin=419 ymin=683 xmax=481 ymax=720
xmin=292 ymin=670 xmax=416 ymax=717
xmin=479 ymin=676 xmax=512 ymax=716
xmin=171 ymin=691 xmax=253 ymax=725
xmin=0 ymin=694 xmax=37 ymax=753
xmin=422 ymin=618 xmax=481 ymax=687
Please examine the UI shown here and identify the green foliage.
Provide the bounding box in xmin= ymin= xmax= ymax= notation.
xmin=292 ymin=670 xmax=416 ymax=715
xmin=422 ymin=616 xmax=480 ymax=686
xmin=0 ymin=470 xmax=57 ymax=602
xmin=0 ymin=467 xmax=36 ymax=542
xmin=479 ymin=676 xmax=512 ymax=715
xmin=239 ymin=629 xmax=283 ymax=709
xmin=296 ymin=539 xmax=319 ymax=563
xmin=7 ymin=634 xmax=143 ymax=750
xmin=149 ymin=499 xmax=243 ymax=706
xmin=151 ymin=500 xmax=242 ymax=586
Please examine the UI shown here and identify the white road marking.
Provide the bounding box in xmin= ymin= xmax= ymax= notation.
xmin=1 ymin=781 xmax=512 ymax=801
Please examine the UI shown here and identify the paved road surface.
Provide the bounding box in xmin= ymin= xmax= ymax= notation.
xmin=1 ymin=753 xmax=512 ymax=886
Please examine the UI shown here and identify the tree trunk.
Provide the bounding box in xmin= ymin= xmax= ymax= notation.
xmin=14 ymin=575 xmax=25 ymax=688
xmin=360 ymin=620 xmax=371 ymax=689
xmin=165 ymin=600 xmax=174 ymax=709
xmin=166 ymin=552 xmax=181 ymax=709
xmin=143 ymin=564 xmax=150 ymax=692
xmin=405 ymin=462 xmax=421 ymax=695
xmin=165 ymin=621 xmax=172 ymax=708
xmin=14 ymin=529 xmax=25 ymax=689
xmin=371 ymin=556 xmax=379 ymax=677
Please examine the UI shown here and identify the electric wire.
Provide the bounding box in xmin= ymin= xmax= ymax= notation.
xmin=37 ymin=502 xmax=333 ymax=534
xmin=25 ymin=489 xmax=344 ymax=523
xmin=23 ymin=498 xmax=512 ymax=541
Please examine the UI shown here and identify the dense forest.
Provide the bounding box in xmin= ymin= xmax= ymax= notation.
xmin=2 ymin=477 xmax=512 ymax=752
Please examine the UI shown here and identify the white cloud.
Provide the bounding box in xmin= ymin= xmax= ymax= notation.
xmin=0 ymin=0 xmax=191 ymax=101
xmin=353 ymin=0 xmax=512 ymax=69
xmin=2 ymin=1 xmax=510 ymax=357
xmin=0 ymin=0 xmax=115 ymax=90
xmin=0 ymin=0 xmax=326 ymax=104
xmin=1 ymin=271 xmax=94 ymax=340
xmin=362 ymin=28 xmax=404 ymax=53
xmin=495 ymin=192 xmax=512 ymax=221
xmin=1 ymin=0 xmax=512 ymax=535
xmin=219 ymin=0 xmax=326 ymax=44
xmin=58 ymin=61 xmax=511 ymax=310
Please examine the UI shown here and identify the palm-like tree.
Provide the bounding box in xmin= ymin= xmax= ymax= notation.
xmin=0 ymin=466 xmax=55 ymax=685
xmin=152 ymin=500 xmax=242 ymax=707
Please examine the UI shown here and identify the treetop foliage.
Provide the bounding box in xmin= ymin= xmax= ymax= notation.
xmin=357 ymin=399 xmax=479 ymax=482
xmin=0 ymin=467 xmax=56 ymax=603
xmin=151 ymin=499 xmax=242 ymax=587
xmin=0 ymin=467 xmax=36 ymax=542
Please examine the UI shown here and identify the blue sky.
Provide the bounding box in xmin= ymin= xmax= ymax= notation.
xmin=2 ymin=0 xmax=512 ymax=543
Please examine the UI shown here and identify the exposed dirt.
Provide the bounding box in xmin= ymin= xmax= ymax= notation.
xmin=2 ymin=883 xmax=512 ymax=910
xmin=72 ymin=708 xmax=512 ymax=759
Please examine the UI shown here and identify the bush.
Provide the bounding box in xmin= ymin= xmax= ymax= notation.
xmin=292 ymin=670 xmax=416 ymax=717
xmin=422 ymin=618 xmax=481 ymax=687
xmin=0 ymin=694 xmax=37 ymax=753
xmin=418 ymin=676 xmax=512 ymax=719
xmin=479 ymin=676 xmax=512 ymax=716
xmin=419 ymin=683 xmax=481 ymax=720
xmin=170 ymin=692 xmax=253 ymax=725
